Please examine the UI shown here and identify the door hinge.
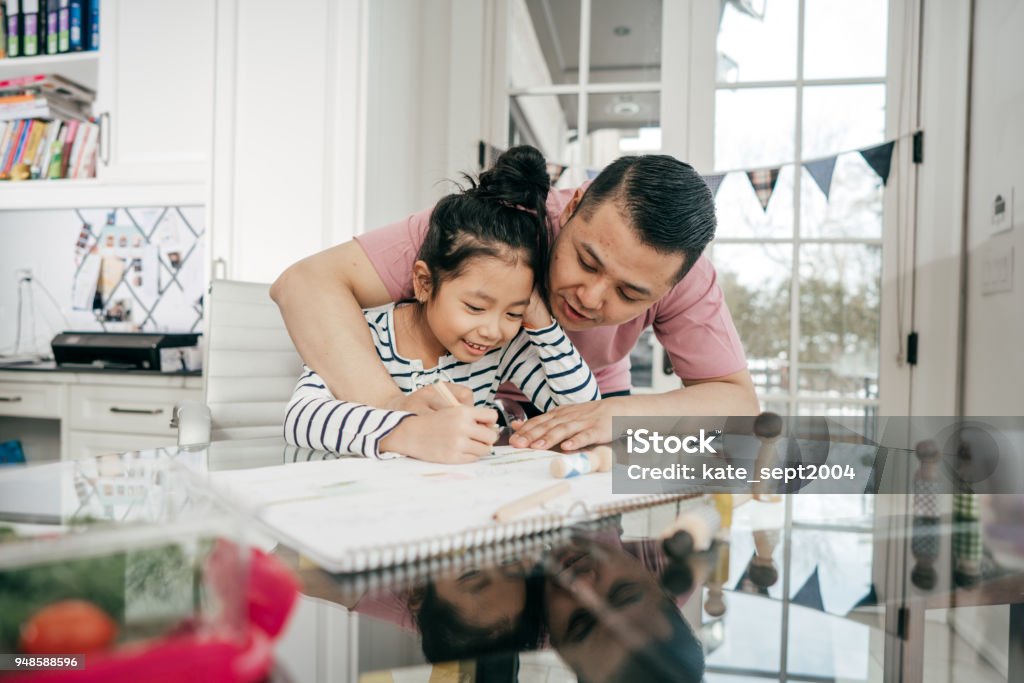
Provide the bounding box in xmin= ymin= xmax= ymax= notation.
xmin=907 ymin=332 xmax=919 ymax=366
xmin=897 ymin=606 xmax=911 ymax=640
xmin=912 ymin=130 xmax=924 ymax=164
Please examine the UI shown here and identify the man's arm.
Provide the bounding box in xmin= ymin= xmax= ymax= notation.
xmin=508 ymin=369 xmax=759 ymax=451
xmin=271 ymin=241 xmax=401 ymax=406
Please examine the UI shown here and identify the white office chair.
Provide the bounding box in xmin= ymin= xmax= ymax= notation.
xmin=174 ymin=279 xmax=303 ymax=445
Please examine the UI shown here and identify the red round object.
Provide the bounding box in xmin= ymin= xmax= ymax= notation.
xmin=19 ymin=599 xmax=118 ymax=655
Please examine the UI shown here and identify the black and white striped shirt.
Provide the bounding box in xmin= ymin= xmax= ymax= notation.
xmin=284 ymin=304 xmax=601 ymax=458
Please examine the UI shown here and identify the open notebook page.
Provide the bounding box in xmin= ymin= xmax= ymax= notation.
xmin=205 ymin=446 xmax=694 ymax=573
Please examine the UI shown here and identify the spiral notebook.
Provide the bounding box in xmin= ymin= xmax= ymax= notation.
xmin=206 ymin=446 xmax=697 ymax=573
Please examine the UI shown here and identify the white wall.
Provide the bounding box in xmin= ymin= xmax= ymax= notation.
xmin=363 ymin=0 xmax=496 ymax=231
xmin=899 ymin=0 xmax=971 ymax=416
xmin=0 ymin=207 xmax=205 ymax=355
xmin=961 ymin=0 xmax=1024 ymax=414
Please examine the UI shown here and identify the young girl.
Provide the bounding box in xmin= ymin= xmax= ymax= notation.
xmin=284 ymin=146 xmax=600 ymax=462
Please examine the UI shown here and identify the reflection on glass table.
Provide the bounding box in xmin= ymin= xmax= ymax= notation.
xmin=1 ymin=436 xmax=1022 ymax=682
xmin=189 ymin=437 xmax=1024 ymax=682
xmin=0 ymin=450 xmax=299 ymax=682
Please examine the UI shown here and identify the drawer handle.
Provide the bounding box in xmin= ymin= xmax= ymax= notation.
xmin=109 ymin=406 xmax=164 ymax=415
xmin=0 ymin=396 xmax=23 ymax=403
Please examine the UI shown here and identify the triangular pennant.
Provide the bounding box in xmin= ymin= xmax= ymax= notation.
xmin=859 ymin=141 xmax=895 ymax=185
xmin=746 ymin=167 xmax=781 ymax=211
xmin=478 ymin=140 xmax=506 ymax=170
xmin=585 ymin=168 xmax=600 ymax=180
xmin=792 ymin=566 xmax=825 ymax=611
xmin=803 ymin=156 xmax=837 ymax=200
xmin=701 ymin=173 xmax=726 ymax=198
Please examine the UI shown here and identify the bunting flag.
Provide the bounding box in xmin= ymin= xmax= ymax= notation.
xmin=585 ymin=168 xmax=600 ymax=180
xmin=792 ymin=566 xmax=825 ymax=611
xmin=546 ymin=162 xmax=567 ymax=185
xmin=746 ymin=167 xmax=781 ymax=212
xmin=478 ymin=141 xmax=506 ymax=170
xmin=803 ymin=156 xmax=837 ymax=200
xmin=859 ymin=141 xmax=895 ymax=185
xmin=701 ymin=173 xmax=726 ymax=199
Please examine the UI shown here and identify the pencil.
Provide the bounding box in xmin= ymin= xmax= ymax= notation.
xmin=434 ymin=381 xmax=501 ymax=435
xmin=492 ymin=481 xmax=571 ymax=522
xmin=434 ymin=381 xmax=460 ymax=406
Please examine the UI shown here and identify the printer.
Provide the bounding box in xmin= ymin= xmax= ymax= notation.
xmin=51 ymin=332 xmax=201 ymax=372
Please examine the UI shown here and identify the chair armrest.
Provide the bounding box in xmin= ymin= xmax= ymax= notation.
xmin=172 ymin=400 xmax=213 ymax=447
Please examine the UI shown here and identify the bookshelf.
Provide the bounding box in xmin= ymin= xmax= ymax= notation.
xmin=0 ymin=179 xmax=205 ymax=210
xmin=0 ymin=52 xmax=100 ymax=91
xmin=1 ymin=0 xmax=215 ymax=197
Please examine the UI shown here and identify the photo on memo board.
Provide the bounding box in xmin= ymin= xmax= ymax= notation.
xmin=67 ymin=207 xmax=206 ymax=334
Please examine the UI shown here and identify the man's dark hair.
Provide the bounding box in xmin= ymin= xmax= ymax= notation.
xmin=575 ymin=155 xmax=716 ymax=281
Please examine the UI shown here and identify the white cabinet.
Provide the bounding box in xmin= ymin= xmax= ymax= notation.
xmin=69 ymin=384 xmax=195 ymax=437
xmin=93 ymin=0 xmax=216 ymax=184
xmin=0 ymin=381 xmax=65 ymax=419
xmin=0 ymin=370 xmax=201 ymax=461
xmin=209 ymin=0 xmax=366 ymax=283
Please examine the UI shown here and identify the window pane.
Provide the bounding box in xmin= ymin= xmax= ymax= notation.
xmin=715 ymin=87 xmax=795 ymax=170
xmin=762 ymin=399 xmax=789 ymax=417
xmin=798 ymin=244 xmax=881 ymax=400
xmin=586 ymin=91 xmax=661 ymax=168
xmin=793 ymin=494 xmax=875 ymax=527
xmin=801 ymin=157 xmax=883 ymax=239
xmin=715 ymin=165 xmax=795 ymax=239
xmin=712 ymin=243 xmax=792 ymax=397
xmin=785 ymin=532 xmax=873 ymax=679
xmin=802 ymin=85 xmax=885 ymax=160
xmin=512 ymin=0 xmax=582 ymax=87
xmin=716 ymin=0 xmax=798 ymax=83
xmin=510 ymin=94 xmax=579 ymax=188
xmin=588 ymin=0 xmax=661 ymax=84
xmin=629 ymin=329 xmax=655 ymax=389
xmin=803 ymin=0 xmax=888 ymax=79
xmin=796 ymin=402 xmax=880 ymax=439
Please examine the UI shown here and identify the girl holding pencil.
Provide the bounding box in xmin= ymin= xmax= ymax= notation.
xmin=284 ymin=146 xmax=600 ymax=463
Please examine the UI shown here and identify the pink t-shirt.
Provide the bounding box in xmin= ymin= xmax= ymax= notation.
xmin=354 ymin=187 xmax=747 ymax=395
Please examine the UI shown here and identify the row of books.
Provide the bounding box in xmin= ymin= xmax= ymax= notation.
xmin=1 ymin=0 xmax=99 ymax=59
xmin=0 ymin=117 xmax=99 ymax=180
xmin=0 ymin=72 xmax=93 ymax=121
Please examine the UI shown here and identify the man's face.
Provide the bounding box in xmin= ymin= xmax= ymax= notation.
xmin=544 ymin=538 xmax=674 ymax=683
xmin=547 ymin=198 xmax=686 ymax=331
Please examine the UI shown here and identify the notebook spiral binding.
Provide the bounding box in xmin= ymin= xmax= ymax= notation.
xmin=335 ymin=491 xmax=702 ymax=574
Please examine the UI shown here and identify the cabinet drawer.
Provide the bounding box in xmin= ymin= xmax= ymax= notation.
xmin=67 ymin=431 xmax=178 ymax=460
xmin=70 ymin=385 xmax=199 ymax=436
xmin=0 ymin=382 xmax=63 ymax=418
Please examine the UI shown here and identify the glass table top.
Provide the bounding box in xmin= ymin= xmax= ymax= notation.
xmin=0 ymin=436 xmax=1022 ymax=682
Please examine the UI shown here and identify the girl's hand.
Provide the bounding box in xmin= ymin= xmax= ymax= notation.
xmin=523 ymin=289 xmax=553 ymax=330
xmin=380 ymin=406 xmax=499 ymax=463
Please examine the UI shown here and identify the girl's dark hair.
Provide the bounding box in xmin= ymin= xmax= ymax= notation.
xmin=413 ymin=573 xmax=545 ymax=663
xmin=417 ymin=145 xmax=551 ymax=302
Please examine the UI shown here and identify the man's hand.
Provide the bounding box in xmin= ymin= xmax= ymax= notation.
xmin=383 ymin=383 xmax=474 ymax=415
xmin=380 ymin=406 xmax=499 ymax=463
xmin=508 ymin=398 xmax=621 ymax=452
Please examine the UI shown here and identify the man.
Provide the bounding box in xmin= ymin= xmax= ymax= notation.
xmin=271 ymin=152 xmax=758 ymax=456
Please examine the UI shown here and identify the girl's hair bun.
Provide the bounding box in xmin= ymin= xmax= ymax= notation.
xmin=474 ymin=145 xmax=550 ymax=217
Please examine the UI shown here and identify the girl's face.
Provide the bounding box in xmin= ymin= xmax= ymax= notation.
xmin=415 ymin=253 xmax=534 ymax=363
